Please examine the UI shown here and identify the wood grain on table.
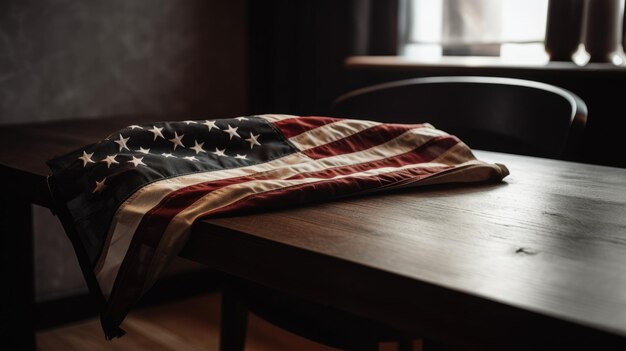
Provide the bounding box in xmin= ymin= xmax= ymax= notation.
xmin=182 ymin=151 xmax=626 ymax=350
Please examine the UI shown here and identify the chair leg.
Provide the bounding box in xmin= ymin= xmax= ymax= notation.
xmin=220 ymin=286 xmax=248 ymax=351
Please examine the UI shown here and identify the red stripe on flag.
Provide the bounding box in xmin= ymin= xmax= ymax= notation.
xmin=272 ymin=116 xmax=343 ymax=139
xmin=289 ymin=136 xmax=457 ymax=180
xmin=200 ymin=165 xmax=450 ymax=218
xmin=131 ymin=174 xmax=262 ymax=246
xmin=302 ymin=123 xmax=429 ymax=160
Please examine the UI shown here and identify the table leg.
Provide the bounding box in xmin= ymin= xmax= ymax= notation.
xmin=0 ymin=200 xmax=35 ymax=351
xmin=220 ymin=283 xmax=248 ymax=351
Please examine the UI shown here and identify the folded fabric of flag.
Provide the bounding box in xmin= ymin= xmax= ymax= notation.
xmin=46 ymin=114 xmax=509 ymax=338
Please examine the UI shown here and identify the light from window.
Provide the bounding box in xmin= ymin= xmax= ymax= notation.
xmin=404 ymin=0 xmax=549 ymax=64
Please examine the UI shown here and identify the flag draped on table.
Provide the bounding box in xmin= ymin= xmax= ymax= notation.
xmin=47 ymin=114 xmax=509 ymax=338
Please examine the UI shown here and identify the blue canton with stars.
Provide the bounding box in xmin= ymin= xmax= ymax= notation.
xmin=47 ymin=116 xmax=297 ymax=265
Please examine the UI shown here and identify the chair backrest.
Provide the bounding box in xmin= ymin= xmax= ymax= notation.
xmin=331 ymin=76 xmax=588 ymax=159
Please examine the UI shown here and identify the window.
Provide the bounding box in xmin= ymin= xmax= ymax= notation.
xmin=403 ymin=0 xmax=550 ymax=64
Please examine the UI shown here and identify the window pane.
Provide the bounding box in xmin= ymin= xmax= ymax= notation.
xmin=406 ymin=0 xmax=549 ymax=58
xmin=441 ymin=0 xmax=502 ymax=45
xmin=501 ymin=0 xmax=548 ymax=42
xmin=409 ymin=0 xmax=443 ymax=43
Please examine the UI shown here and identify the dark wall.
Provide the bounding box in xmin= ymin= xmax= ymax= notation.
xmin=0 ymin=0 xmax=247 ymax=125
xmin=247 ymin=0 xmax=352 ymax=116
xmin=247 ymin=0 xmax=398 ymax=116
xmin=0 ymin=0 xmax=247 ymax=300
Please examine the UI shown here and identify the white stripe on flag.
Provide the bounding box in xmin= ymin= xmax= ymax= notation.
xmin=257 ymin=114 xmax=299 ymax=123
xmin=288 ymin=119 xmax=382 ymax=151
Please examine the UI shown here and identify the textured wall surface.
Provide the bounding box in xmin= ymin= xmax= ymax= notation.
xmin=0 ymin=0 xmax=247 ymax=300
xmin=0 ymin=0 xmax=247 ymax=124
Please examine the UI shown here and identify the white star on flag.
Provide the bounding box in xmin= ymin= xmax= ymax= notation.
xmin=114 ymin=135 xmax=130 ymax=152
xmin=137 ymin=147 xmax=150 ymax=154
xmin=101 ymin=155 xmax=119 ymax=168
xmin=212 ymin=148 xmax=226 ymax=157
xmin=78 ymin=151 xmax=95 ymax=167
xmin=183 ymin=156 xmax=199 ymax=162
xmin=161 ymin=153 xmax=176 ymax=158
xmin=128 ymin=125 xmax=143 ymax=130
xmin=245 ymin=133 xmax=261 ymax=149
xmin=203 ymin=120 xmax=219 ymax=131
xmin=169 ymin=131 xmax=185 ymax=150
xmin=128 ymin=156 xmax=146 ymax=167
xmin=183 ymin=120 xmax=198 ymax=125
xmin=92 ymin=178 xmax=107 ymax=194
xmin=148 ymin=126 xmax=164 ymax=141
xmin=235 ymin=154 xmax=247 ymax=160
xmin=235 ymin=116 xmax=249 ymax=121
xmin=190 ymin=140 xmax=206 ymax=154
xmin=224 ymin=125 xmax=240 ymax=140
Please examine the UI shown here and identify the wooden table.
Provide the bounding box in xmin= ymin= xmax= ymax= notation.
xmin=181 ymin=151 xmax=626 ymax=350
xmin=2 ymin=116 xmax=626 ymax=350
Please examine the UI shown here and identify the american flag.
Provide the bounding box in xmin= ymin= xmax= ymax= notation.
xmin=47 ymin=114 xmax=509 ymax=338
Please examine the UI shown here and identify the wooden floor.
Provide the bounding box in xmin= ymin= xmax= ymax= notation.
xmin=36 ymin=293 xmax=342 ymax=351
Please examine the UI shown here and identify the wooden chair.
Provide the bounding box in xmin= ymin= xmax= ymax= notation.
xmin=331 ymin=76 xmax=587 ymax=159
xmin=218 ymin=77 xmax=588 ymax=351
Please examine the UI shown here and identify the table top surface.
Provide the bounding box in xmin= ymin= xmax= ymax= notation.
xmin=2 ymin=116 xmax=626 ymax=349
xmin=184 ymin=150 xmax=626 ymax=347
